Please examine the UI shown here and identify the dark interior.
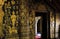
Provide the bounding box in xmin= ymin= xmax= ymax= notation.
xmin=35 ymin=12 xmax=48 ymax=39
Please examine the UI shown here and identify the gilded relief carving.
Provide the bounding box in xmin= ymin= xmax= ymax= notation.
xmin=0 ymin=0 xmax=4 ymax=38
xmin=2 ymin=0 xmax=20 ymax=39
xmin=29 ymin=10 xmax=35 ymax=39
xmin=19 ymin=0 xmax=30 ymax=39
xmin=0 ymin=0 xmax=35 ymax=39
xmin=8 ymin=25 xmax=17 ymax=34
xmin=11 ymin=11 xmax=16 ymax=27
xmin=0 ymin=11 xmax=4 ymax=24
xmin=7 ymin=2 xmax=11 ymax=9
xmin=11 ymin=0 xmax=15 ymax=6
xmin=10 ymin=11 xmax=17 ymax=34
xmin=0 ymin=0 xmax=4 ymax=24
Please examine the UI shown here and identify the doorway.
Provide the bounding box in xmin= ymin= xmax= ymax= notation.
xmin=35 ymin=12 xmax=50 ymax=39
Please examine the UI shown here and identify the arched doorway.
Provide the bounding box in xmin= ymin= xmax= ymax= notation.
xmin=35 ymin=12 xmax=50 ymax=39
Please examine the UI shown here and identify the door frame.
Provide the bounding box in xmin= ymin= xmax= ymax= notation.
xmin=35 ymin=11 xmax=50 ymax=39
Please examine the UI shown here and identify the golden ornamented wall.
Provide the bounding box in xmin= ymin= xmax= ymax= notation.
xmin=19 ymin=0 xmax=30 ymax=39
xmin=29 ymin=10 xmax=35 ymax=39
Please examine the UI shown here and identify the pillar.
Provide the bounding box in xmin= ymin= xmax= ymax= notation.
xmin=29 ymin=10 xmax=35 ymax=39
xmin=20 ymin=0 xmax=30 ymax=39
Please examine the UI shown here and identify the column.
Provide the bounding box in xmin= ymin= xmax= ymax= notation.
xmin=29 ymin=10 xmax=35 ymax=39
xmin=20 ymin=0 xmax=30 ymax=39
